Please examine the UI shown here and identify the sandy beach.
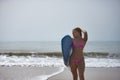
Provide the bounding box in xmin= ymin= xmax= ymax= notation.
xmin=0 ymin=66 xmax=63 ymax=80
xmin=0 ymin=66 xmax=120 ymax=80
xmin=48 ymin=67 xmax=120 ymax=80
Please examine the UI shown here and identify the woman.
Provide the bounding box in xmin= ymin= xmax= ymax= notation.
xmin=69 ymin=27 xmax=88 ymax=80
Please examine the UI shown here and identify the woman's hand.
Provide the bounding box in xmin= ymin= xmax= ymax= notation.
xmin=81 ymin=29 xmax=88 ymax=42
xmin=81 ymin=29 xmax=87 ymax=33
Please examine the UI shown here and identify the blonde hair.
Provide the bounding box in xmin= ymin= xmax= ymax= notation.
xmin=73 ymin=27 xmax=82 ymax=37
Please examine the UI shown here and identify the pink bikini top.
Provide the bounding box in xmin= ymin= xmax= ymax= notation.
xmin=72 ymin=40 xmax=85 ymax=49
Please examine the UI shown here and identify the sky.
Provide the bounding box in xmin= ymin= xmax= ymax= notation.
xmin=0 ymin=0 xmax=120 ymax=41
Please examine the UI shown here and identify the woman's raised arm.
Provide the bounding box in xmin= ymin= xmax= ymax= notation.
xmin=82 ymin=29 xmax=88 ymax=42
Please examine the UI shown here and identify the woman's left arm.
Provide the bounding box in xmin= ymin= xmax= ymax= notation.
xmin=82 ymin=29 xmax=88 ymax=42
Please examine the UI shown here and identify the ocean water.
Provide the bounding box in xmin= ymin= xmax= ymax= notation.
xmin=0 ymin=41 xmax=120 ymax=68
xmin=85 ymin=41 xmax=120 ymax=54
xmin=0 ymin=41 xmax=61 ymax=52
xmin=0 ymin=41 xmax=120 ymax=53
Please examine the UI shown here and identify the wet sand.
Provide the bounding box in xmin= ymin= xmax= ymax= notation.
xmin=0 ymin=65 xmax=120 ymax=80
xmin=0 ymin=66 xmax=63 ymax=80
xmin=48 ymin=67 xmax=120 ymax=80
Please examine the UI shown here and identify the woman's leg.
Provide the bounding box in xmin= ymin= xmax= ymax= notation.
xmin=78 ymin=60 xmax=85 ymax=80
xmin=70 ymin=63 xmax=78 ymax=80
xmin=79 ymin=71 xmax=85 ymax=80
xmin=70 ymin=65 xmax=78 ymax=80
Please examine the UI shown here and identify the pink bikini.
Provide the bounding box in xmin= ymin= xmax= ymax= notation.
xmin=72 ymin=40 xmax=85 ymax=64
xmin=72 ymin=40 xmax=85 ymax=49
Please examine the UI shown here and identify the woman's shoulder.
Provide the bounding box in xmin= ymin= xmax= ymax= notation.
xmin=72 ymin=38 xmax=75 ymax=43
xmin=72 ymin=38 xmax=74 ymax=40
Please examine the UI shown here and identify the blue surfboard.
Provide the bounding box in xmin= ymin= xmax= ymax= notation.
xmin=61 ymin=35 xmax=72 ymax=66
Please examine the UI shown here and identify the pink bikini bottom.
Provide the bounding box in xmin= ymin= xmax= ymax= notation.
xmin=73 ymin=57 xmax=84 ymax=64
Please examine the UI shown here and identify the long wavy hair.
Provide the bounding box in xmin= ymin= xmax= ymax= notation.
xmin=73 ymin=27 xmax=82 ymax=37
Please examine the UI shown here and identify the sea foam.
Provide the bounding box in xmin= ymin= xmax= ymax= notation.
xmin=0 ymin=55 xmax=120 ymax=67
